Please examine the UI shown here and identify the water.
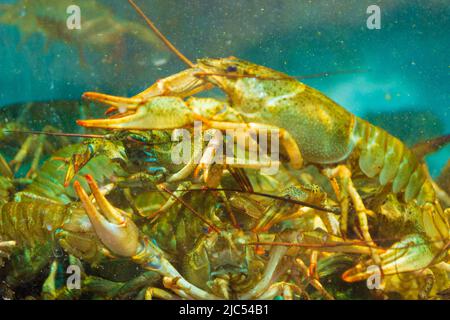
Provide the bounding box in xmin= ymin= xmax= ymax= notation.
xmin=0 ymin=0 xmax=449 ymax=300
xmin=0 ymin=0 xmax=448 ymax=174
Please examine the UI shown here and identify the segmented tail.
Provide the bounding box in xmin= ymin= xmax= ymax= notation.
xmin=354 ymin=118 xmax=435 ymax=204
xmin=353 ymin=118 xmax=449 ymax=249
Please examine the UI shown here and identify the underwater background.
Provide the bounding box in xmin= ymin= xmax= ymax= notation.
xmin=0 ymin=0 xmax=448 ymax=176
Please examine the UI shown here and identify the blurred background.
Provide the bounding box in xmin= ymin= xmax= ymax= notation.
xmin=0 ymin=0 xmax=448 ymax=175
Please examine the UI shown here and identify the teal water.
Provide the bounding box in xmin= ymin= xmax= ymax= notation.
xmin=0 ymin=0 xmax=448 ymax=175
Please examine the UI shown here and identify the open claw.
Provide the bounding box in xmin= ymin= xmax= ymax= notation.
xmin=77 ymin=96 xmax=194 ymax=130
xmin=64 ymin=140 xmax=127 ymax=186
xmin=64 ymin=152 xmax=91 ymax=187
xmin=83 ymin=92 xmax=145 ymax=111
xmin=64 ymin=147 xmax=97 ymax=187
xmin=76 ymin=112 xmax=145 ymax=129
xmin=105 ymin=106 xmax=119 ymax=115
xmin=342 ymin=234 xmax=439 ymax=282
xmin=73 ymin=175 xmax=140 ymax=257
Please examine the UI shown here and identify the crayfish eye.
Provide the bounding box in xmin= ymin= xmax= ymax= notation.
xmin=226 ymin=65 xmax=238 ymax=73
xmin=87 ymin=143 xmax=95 ymax=154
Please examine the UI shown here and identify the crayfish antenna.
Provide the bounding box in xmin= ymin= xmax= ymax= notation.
xmin=128 ymin=0 xmax=194 ymax=68
xmin=158 ymin=184 xmax=221 ymax=233
xmin=412 ymin=134 xmax=450 ymax=160
xmin=3 ymin=130 xmax=106 ymax=139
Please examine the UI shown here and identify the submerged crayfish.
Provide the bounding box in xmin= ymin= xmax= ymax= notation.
xmin=73 ymin=0 xmax=449 ymax=297
xmin=1 ymin=0 xmax=448 ymax=300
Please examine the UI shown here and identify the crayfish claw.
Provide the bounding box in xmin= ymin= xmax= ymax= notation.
xmin=77 ymin=96 xmax=194 ymax=130
xmin=64 ymin=153 xmax=87 ymax=187
xmin=82 ymin=91 xmax=144 ymax=111
xmin=74 ymin=175 xmax=140 ymax=257
xmin=342 ymin=234 xmax=437 ymax=283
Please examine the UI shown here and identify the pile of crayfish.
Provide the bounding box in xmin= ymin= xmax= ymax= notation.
xmin=0 ymin=1 xmax=449 ymax=300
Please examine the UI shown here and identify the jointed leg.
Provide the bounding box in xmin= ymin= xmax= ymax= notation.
xmin=326 ymin=172 xmax=349 ymax=237
xmin=10 ymin=135 xmax=35 ymax=173
xmin=208 ymin=121 xmax=303 ymax=170
xmin=295 ymin=257 xmax=334 ymax=300
xmin=324 ymin=165 xmax=381 ymax=265
xmin=239 ymin=237 xmax=291 ymax=299
xmin=144 ymin=287 xmax=178 ymax=300
xmin=26 ymin=134 xmax=45 ymax=178
xmin=256 ymin=282 xmax=304 ymax=300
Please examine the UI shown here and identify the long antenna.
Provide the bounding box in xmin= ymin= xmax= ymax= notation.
xmin=4 ymin=130 xmax=106 ymax=139
xmin=158 ymin=184 xmax=221 ymax=233
xmin=185 ymin=187 xmax=339 ymax=214
xmin=143 ymin=187 xmax=339 ymax=214
xmin=412 ymin=134 xmax=450 ymax=160
xmin=194 ymin=68 xmax=370 ymax=81
xmin=295 ymin=68 xmax=370 ymax=80
xmin=128 ymin=0 xmax=195 ymax=68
